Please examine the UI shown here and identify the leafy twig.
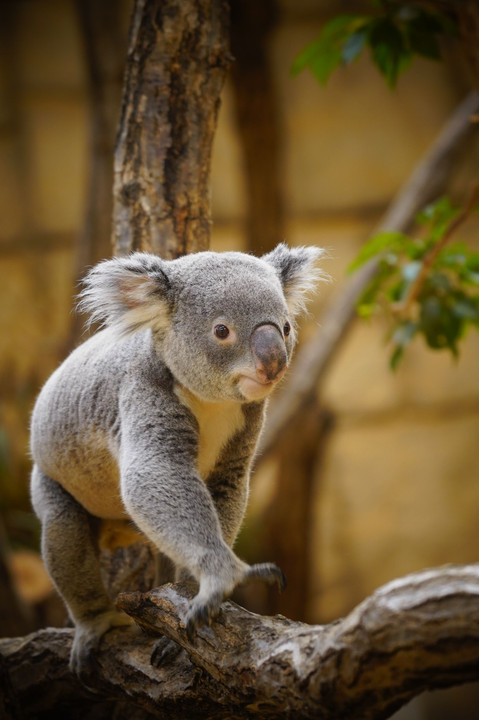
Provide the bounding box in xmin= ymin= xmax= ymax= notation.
xmin=397 ymin=182 xmax=479 ymax=316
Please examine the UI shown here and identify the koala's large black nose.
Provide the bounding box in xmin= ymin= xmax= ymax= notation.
xmin=250 ymin=324 xmax=287 ymax=383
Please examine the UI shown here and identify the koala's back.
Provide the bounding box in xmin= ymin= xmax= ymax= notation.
xmin=30 ymin=329 xmax=159 ymax=519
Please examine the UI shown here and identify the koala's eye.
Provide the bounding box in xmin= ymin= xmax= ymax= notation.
xmin=214 ymin=324 xmax=230 ymax=340
xmin=283 ymin=321 xmax=291 ymax=337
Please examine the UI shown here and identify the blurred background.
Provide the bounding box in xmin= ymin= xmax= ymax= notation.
xmin=1 ymin=1 xmax=479 ymax=717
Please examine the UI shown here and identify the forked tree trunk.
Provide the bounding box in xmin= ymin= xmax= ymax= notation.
xmin=229 ymin=0 xmax=284 ymax=255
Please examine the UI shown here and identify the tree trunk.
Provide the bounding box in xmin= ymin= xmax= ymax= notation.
xmin=66 ymin=0 xmax=127 ymax=350
xmin=455 ymin=1 xmax=479 ymax=92
xmin=75 ymin=0 xmax=127 ymax=268
xmin=2 ymin=565 xmax=479 ymax=720
xmin=112 ymin=0 xmax=230 ymax=258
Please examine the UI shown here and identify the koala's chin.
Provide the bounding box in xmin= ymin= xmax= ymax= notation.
xmin=237 ymin=372 xmax=284 ymax=402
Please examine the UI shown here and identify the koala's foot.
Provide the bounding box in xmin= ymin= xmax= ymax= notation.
xmin=185 ymin=562 xmax=286 ymax=640
xmin=150 ymin=636 xmax=183 ymax=667
xmin=70 ymin=609 xmax=133 ymax=680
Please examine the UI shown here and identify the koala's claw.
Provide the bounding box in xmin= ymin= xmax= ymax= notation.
xmin=151 ymin=636 xmax=183 ymax=667
xmin=185 ymin=590 xmax=223 ymax=640
xmin=70 ymin=610 xmax=133 ymax=681
xmin=184 ymin=563 xmax=286 ymax=641
xmin=245 ymin=562 xmax=287 ymax=591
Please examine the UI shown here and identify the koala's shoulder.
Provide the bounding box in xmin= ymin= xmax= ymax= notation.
xmin=61 ymin=329 xmax=172 ymax=395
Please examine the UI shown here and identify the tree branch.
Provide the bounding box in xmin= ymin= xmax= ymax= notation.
xmin=258 ymin=91 xmax=479 ymax=458
xmin=1 ymin=565 xmax=479 ymax=719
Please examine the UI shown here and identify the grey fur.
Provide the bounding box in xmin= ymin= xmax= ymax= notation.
xmin=30 ymin=243 xmax=324 ymax=676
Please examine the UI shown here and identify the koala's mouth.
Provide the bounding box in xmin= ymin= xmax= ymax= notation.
xmin=237 ymin=374 xmax=277 ymax=401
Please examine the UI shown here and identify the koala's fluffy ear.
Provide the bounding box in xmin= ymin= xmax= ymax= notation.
xmin=263 ymin=243 xmax=327 ymax=316
xmin=78 ymin=253 xmax=172 ymax=336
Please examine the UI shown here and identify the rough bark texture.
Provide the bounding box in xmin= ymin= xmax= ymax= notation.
xmin=112 ymin=0 xmax=230 ymax=258
xmin=1 ymin=565 xmax=479 ymax=720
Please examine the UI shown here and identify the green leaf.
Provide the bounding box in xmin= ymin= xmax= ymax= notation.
xmin=401 ymin=261 xmax=422 ymax=283
xmin=464 ymin=271 xmax=479 ymax=286
xmin=390 ymin=321 xmax=418 ymax=370
xmin=407 ymin=25 xmax=441 ymax=60
xmin=419 ymin=295 xmax=462 ymax=354
xmin=390 ymin=345 xmax=404 ymax=370
xmin=291 ymin=38 xmax=330 ymax=78
xmin=425 ymin=272 xmax=452 ymax=294
xmin=393 ymin=320 xmax=418 ymax=344
xmin=341 ymin=30 xmax=367 ymax=64
xmin=452 ymin=297 xmax=479 ymax=321
xmin=368 ymin=17 xmax=411 ymax=88
xmin=437 ymin=243 xmax=479 ymax=285
xmin=309 ymin=49 xmax=342 ymax=85
xmin=417 ymin=196 xmax=455 ymax=222
xmin=403 ymin=8 xmax=443 ymax=60
xmin=291 ymin=15 xmax=366 ymax=84
xmin=356 ymin=260 xmax=398 ymax=317
xmin=348 ymin=231 xmax=410 ymax=272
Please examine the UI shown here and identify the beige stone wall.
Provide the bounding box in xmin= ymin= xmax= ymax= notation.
xmin=1 ymin=0 xmax=478 ymax=647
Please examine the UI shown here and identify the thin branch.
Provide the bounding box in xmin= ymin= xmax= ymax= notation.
xmin=258 ymin=91 xmax=479 ymax=458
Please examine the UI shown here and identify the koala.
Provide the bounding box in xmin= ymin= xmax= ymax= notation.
xmin=30 ymin=243 xmax=323 ymax=676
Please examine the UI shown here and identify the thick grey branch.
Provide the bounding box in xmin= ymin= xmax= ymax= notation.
xmin=2 ymin=564 xmax=479 ymax=719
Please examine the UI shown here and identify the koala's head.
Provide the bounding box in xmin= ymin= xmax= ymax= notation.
xmin=79 ymin=244 xmax=326 ymax=402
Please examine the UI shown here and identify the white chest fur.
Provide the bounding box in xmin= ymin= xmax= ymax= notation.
xmin=175 ymin=385 xmax=245 ymax=480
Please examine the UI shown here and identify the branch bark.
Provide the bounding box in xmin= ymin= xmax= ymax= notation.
xmin=2 ymin=565 xmax=479 ymax=719
xmin=112 ymin=0 xmax=230 ymax=258
xmin=258 ymin=90 xmax=479 ymax=458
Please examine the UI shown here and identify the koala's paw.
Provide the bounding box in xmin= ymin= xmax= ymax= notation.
xmin=70 ymin=610 xmax=133 ymax=681
xmin=150 ymin=636 xmax=183 ymax=667
xmin=185 ymin=562 xmax=286 ymax=640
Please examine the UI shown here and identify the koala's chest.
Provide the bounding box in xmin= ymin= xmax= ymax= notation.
xmin=175 ymin=386 xmax=245 ymax=480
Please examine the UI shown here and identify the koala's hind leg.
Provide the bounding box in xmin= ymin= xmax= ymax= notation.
xmin=31 ymin=465 xmax=132 ymax=678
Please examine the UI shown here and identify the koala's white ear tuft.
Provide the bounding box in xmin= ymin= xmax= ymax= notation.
xmin=263 ymin=243 xmax=328 ymax=316
xmin=78 ymin=253 xmax=172 ymax=337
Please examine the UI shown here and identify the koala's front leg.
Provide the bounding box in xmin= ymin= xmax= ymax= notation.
xmin=207 ymin=402 xmax=265 ymax=547
xmin=119 ymin=389 xmax=284 ymax=636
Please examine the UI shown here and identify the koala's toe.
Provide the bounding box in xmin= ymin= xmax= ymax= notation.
xmin=185 ymin=590 xmax=223 ymax=640
xmin=245 ymin=562 xmax=287 ymax=591
xmin=70 ymin=636 xmax=101 ymax=690
xmin=151 ymin=636 xmax=183 ymax=667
